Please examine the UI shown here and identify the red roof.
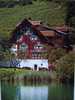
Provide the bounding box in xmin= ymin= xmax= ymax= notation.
xmin=40 ymin=31 xmax=55 ymax=37
xmin=29 ymin=20 xmax=41 ymax=26
xmin=53 ymin=25 xmax=70 ymax=32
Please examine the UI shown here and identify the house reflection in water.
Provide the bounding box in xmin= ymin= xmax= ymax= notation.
xmin=16 ymin=86 xmax=48 ymax=100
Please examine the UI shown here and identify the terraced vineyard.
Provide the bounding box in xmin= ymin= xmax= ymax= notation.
xmin=0 ymin=1 xmax=66 ymax=39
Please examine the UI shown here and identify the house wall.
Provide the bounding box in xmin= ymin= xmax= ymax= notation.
xmin=17 ymin=59 xmax=48 ymax=70
xmin=16 ymin=31 xmax=47 ymax=59
xmin=54 ymin=37 xmax=64 ymax=47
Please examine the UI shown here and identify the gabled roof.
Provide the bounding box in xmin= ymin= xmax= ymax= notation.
xmin=34 ymin=24 xmax=68 ymax=37
xmin=40 ymin=30 xmax=55 ymax=37
xmin=9 ymin=18 xmax=70 ymax=46
xmin=34 ymin=25 xmax=51 ymax=31
xmin=9 ymin=19 xmax=32 ymax=43
xmin=53 ymin=25 xmax=70 ymax=32
xmin=29 ymin=20 xmax=42 ymax=26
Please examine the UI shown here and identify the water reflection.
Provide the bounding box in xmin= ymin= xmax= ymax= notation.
xmin=17 ymin=86 xmax=48 ymax=100
xmin=1 ymin=81 xmax=73 ymax=100
xmin=48 ymin=83 xmax=73 ymax=100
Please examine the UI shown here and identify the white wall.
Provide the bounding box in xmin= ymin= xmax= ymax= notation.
xmin=17 ymin=59 xmax=48 ymax=70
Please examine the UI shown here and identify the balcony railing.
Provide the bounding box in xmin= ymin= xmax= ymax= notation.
xmin=31 ymin=49 xmax=47 ymax=53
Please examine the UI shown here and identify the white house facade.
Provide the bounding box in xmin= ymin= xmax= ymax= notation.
xmin=17 ymin=59 xmax=48 ymax=70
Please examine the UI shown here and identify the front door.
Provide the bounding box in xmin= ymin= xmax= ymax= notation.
xmin=34 ymin=64 xmax=37 ymax=71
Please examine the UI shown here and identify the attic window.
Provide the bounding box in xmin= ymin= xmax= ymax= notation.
xmin=30 ymin=35 xmax=38 ymax=41
xmin=24 ymin=27 xmax=31 ymax=35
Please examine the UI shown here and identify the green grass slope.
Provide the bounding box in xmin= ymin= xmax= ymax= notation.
xmin=0 ymin=1 xmax=66 ymax=39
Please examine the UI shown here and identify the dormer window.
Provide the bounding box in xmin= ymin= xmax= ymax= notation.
xmin=30 ymin=34 xmax=38 ymax=41
xmin=23 ymin=27 xmax=31 ymax=35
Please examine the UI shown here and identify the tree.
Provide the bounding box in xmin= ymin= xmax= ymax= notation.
xmin=47 ymin=48 xmax=66 ymax=63
xmin=0 ymin=49 xmax=17 ymax=67
xmin=55 ymin=51 xmax=75 ymax=82
xmin=65 ymin=1 xmax=75 ymax=26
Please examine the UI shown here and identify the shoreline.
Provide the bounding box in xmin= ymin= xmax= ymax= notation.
xmin=0 ymin=68 xmax=73 ymax=84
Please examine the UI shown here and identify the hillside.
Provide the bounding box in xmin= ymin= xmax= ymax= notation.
xmin=0 ymin=1 xmax=66 ymax=39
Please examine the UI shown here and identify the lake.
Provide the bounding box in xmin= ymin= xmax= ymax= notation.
xmin=0 ymin=81 xmax=73 ymax=100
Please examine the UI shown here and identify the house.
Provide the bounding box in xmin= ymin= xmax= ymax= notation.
xmin=9 ymin=19 xmax=71 ymax=70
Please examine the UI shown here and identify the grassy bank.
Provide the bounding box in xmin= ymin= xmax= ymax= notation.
xmin=0 ymin=68 xmax=57 ymax=83
xmin=0 ymin=1 xmax=66 ymax=39
xmin=0 ymin=68 xmax=15 ymax=79
xmin=0 ymin=67 xmax=73 ymax=84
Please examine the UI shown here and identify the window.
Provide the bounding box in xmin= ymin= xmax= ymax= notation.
xmin=19 ymin=43 xmax=28 ymax=51
xmin=24 ymin=27 xmax=31 ymax=35
xmin=30 ymin=34 xmax=38 ymax=41
xmin=34 ymin=46 xmax=39 ymax=49
xmin=34 ymin=43 xmax=44 ymax=50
